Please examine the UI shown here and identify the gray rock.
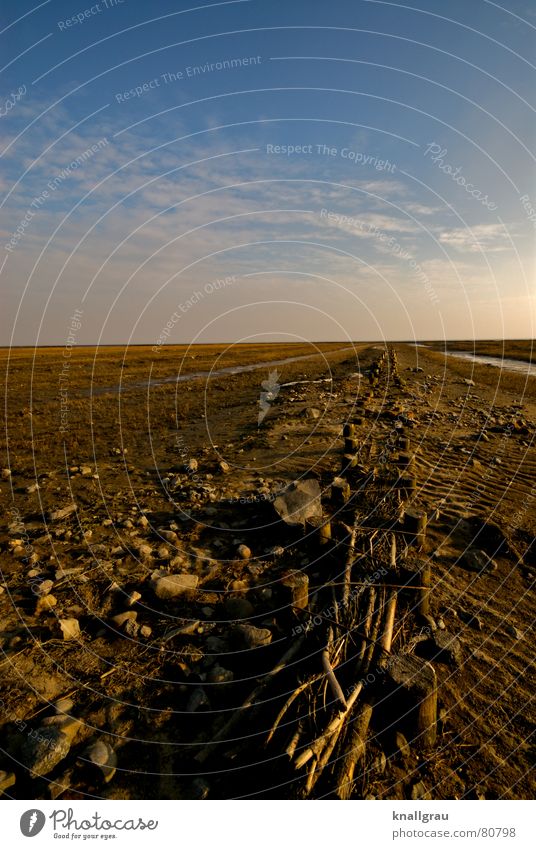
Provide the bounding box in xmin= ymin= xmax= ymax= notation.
xmin=48 ymin=503 xmax=77 ymax=522
xmin=151 ymin=572 xmax=199 ymax=599
xmin=225 ymin=597 xmax=255 ymax=619
xmin=82 ymin=740 xmax=117 ymax=783
xmin=273 ymin=478 xmax=322 ymax=527
xmin=300 ymin=407 xmax=321 ymax=419
xmin=234 ymin=623 xmax=272 ymax=648
xmin=432 ymin=631 xmax=463 ymax=667
xmin=463 ymin=549 xmax=497 ymax=574
xmin=22 ymin=727 xmax=71 ymax=778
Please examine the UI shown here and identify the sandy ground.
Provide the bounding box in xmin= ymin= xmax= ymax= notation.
xmin=0 ymin=342 xmax=534 ymax=800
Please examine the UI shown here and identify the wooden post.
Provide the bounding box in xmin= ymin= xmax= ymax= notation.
xmin=396 ymin=452 xmax=414 ymax=469
xmin=281 ymin=571 xmax=309 ymax=611
xmin=403 ymin=508 xmax=427 ymax=547
xmin=343 ymin=423 xmax=355 ymax=438
xmin=332 ymin=477 xmax=351 ymax=504
xmin=341 ymin=453 xmax=357 ymax=473
xmin=305 ymin=515 xmax=332 ymax=546
xmin=396 ymin=474 xmax=417 ymax=500
xmin=344 ymin=437 xmax=358 ymax=454
xmin=417 ymin=559 xmax=431 ymax=617
xmin=398 ymin=436 xmax=410 ymax=451
xmin=386 ymin=654 xmax=437 ymax=749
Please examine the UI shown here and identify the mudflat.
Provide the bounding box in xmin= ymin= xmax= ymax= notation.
xmin=0 ymin=341 xmax=534 ymax=800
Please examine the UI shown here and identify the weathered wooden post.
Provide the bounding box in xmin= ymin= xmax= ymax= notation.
xmin=403 ymin=507 xmax=427 ymax=547
xmin=386 ymin=654 xmax=437 ymax=749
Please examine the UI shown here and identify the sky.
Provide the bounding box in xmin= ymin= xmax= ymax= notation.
xmin=0 ymin=0 xmax=535 ymax=345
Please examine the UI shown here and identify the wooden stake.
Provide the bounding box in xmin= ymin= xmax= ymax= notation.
xmin=386 ymin=654 xmax=437 ymax=749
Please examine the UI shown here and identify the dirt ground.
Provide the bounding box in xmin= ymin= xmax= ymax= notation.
xmin=0 ymin=341 xmax=534 ymax=800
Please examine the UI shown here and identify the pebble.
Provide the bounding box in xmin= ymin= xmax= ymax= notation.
xmin=207 ymin=665 xmax=234 ymax=684
xmin=82 ymin=740 xmax=117 ymax=783
xmin=127 ymin=590 xmax=142 ymax=607
xmin=234 ymin=622 xmax=272 ymax=648
xmin=36 ymin=594 xmax=57 ymax=615
xmin=140 ymin=625 xmax=152 ymax=638
xmin=185 ymin=459 xmax=198 ymax=473
xmin=49 ymin=503 xmax=77 ymax=522
xmin=1 ymin=469 xmax=11 ymax=480
xmin=54 ymin=697 xmax=74 ymax=715
xmin=151 ymin=572 xmax=199 ymax=599
xmin=219 ymin=461 xmax=230 ymax=474
xmin=463 ymin=549 xmax=497 ymax=574
xmin=111 ymin=611 xmax=137 ymax=627
xmin=59 ymin=618 xmax=81 ymax=641
xmin=34 ymin=579 xmax=54 ymax=597
xmin=236 ymin=544 xmax=252 ymax=560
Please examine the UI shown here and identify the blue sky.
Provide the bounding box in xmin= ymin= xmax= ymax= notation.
xmin=1 ymin=0 xmax=534 ymax=344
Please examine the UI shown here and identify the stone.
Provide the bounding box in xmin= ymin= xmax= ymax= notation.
xmin=35 ymin=594 xmax=57 ymax=615
xmin=464 ymin=379 xmax=475 ymax=386
xmin=207 ymin=665 xmax=234 ymax=684
xmin=41 ymin=715 xmax=81 ymax=743
xmin=80 ymin=466 xmax=92 ymax=476
xmin=394 ymin=731 xmax=410 ymax=760
xmin=273 ymin=478 xmax=322 ymax=527
xmin=186 ymin=688 xmax=210 ymax=712
xmin=140 ymin=625 xmax=152 ymax=638
xmin=160 ymin=529 xmax=178 ymax=544
xmin=49 ymin=503 xmax=77 ymax=522
xmin=127 ymin=590 xmax=142 ymax=607
xmin=236 ymin=544 xmax=251 ymax=560
xmin=123 ymin=619 xmax=139 ymax=638
xmin=34 ymin=579 xmax=54 ymax=597
xmin=157 ymin=544 xmax=171 ymax=560
xmin=218 ymin=461 xmax=230 ymax=474
xmin=82 ymin=739 xmax=117 ymax=783
xmin=300 ymin=407 xmax=321 ymax=419
xmin=58 ymin=618 xmax=81 ymax=641
xmin=463 ymin=549 xmax=497 ymax=574
xmin=111 ymin=611 xmax=137 ymax=627
xmin=411 ymin=781 xmax=431 ymax=800
xmin=54 ymin=697 xmax=74 ymax=715
xmin=185 ymin=459 xmax=198 ymax=473
xmin=21 ymin=727 xmax=71 ymax=778
xmin=234 ymin=622 xmax=272 ymax=648
xmin=224 ymin=597 xmax=255 ymax=619
xmin=138 ymin=543 xmax=153 ymax=559
xmin=152 ymin=572 xmax=199 ymax=599
xmin=1 ymin=469 xmax=11 ymax=480
xmin=0 ymin=770 xmax=15 ymax=793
